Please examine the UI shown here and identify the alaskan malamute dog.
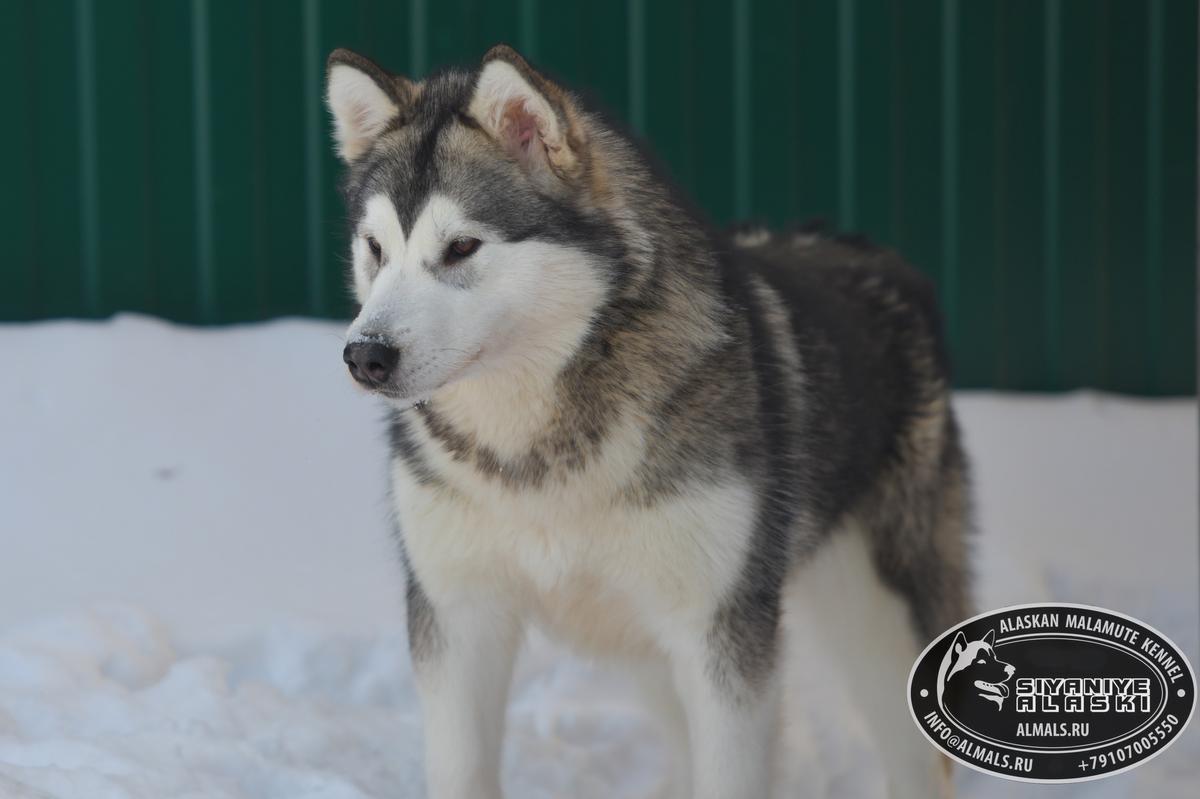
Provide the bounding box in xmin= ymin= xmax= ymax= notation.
xmin=325 ymin=44 xmax=970 ymax=799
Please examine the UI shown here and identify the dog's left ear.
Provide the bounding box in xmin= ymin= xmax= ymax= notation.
xmin=982 ymin=629 xmax=996 ymax=647
xmin=468 ymin=44 xmax=588 ymax=187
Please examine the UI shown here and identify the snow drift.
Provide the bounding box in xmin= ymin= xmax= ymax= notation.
xmin=0 ymin=315 xmax=1195 ymax=797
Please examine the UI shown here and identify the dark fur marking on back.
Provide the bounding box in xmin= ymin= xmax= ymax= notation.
xmin=703 ymin=249 xmax=798 ymax=695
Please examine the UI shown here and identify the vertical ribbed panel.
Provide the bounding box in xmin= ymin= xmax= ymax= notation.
xmin=302 ymin=0 xmax=324 ymax=316
xmin=940 ymin=0 xmax=960 ymax=346
xmin=519 ymin=0 xmax=538 ymax=58
xmin=837 ymin=0 xmax=856 ymax=229
xmin=191 ymin=0 xmax=213 ymax=321
xmin=2 ymin=0 xmax=1194 ymax=395
xmin=1145 ymin=0 xmax=1164 ymax=393
xmin=627 ymin=0 xmax=646 ymax=134
xmin=74 ymin=0 xmax=99 ymax=316
xmin=1161 ymin=0 xmax=1197 ymax=395
xmin=408 ymin=0 xmax=427 ymax=76
xmin=1043 ymin=0 xmax=1062 ymax=390
xmin=732 ymin=0 xmax=751 ymax=219
xmin=0 ymin=1 xmax=36 ymax=320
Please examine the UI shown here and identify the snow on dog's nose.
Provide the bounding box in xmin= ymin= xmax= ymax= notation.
xmin=343 ymin=341 xmax=399 ymax=388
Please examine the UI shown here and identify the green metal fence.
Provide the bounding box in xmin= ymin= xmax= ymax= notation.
xmin=0 ymin=0 xmax=1194 ymax=394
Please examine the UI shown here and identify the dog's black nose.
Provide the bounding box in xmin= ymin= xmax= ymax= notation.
xmin=343 ymin=341 xmax=399 ymax=386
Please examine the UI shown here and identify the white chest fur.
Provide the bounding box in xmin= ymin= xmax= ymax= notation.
xmin=391 ymin=413 xmax=757 ymax=657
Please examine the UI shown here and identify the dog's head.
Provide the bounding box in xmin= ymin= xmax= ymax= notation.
xmin=324 ymin=45 xmax=624 ymax=403
xmin=941 ymin=629 xmax=1016 ymax=709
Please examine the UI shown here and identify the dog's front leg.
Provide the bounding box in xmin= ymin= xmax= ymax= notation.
xmin=406 ymin=575 xmax=520 ymax=799
xmin=669 ymin=609 xmax=782 ymax=799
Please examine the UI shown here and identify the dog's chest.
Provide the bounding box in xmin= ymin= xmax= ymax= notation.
xmin=393 ymin=460 xmax=757 ymax=656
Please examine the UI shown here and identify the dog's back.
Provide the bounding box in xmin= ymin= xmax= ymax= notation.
xmin=722 ymin=229 xmax=970 ymax=798
xmin=727 ymin=228 xmax=971 ymax=640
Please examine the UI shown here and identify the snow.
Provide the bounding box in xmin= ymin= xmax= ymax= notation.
xmin=0 ymin=314 xmax=1196 ymax=798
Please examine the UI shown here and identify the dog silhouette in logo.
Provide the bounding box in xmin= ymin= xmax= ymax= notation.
xmin=937 ymin=629 xmax=1016 ymax=710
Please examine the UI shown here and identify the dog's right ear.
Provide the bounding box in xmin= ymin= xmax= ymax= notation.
xmin=952 ymin=631 xmax=968 ymax=656
xmin=468 ymin=44 xmax=589 ymax=189
xmin=325 ymin=49 xmax=416 ymax=163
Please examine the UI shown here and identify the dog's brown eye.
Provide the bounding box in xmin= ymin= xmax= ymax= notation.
xmin=366 ymin=236 xmax=382 ymax=261
xmin=445 ymin=237 xmax=481 ymax=263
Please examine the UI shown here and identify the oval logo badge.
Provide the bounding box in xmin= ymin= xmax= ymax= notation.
xmin=908 ymin=603 xmax=1195 ymax=782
